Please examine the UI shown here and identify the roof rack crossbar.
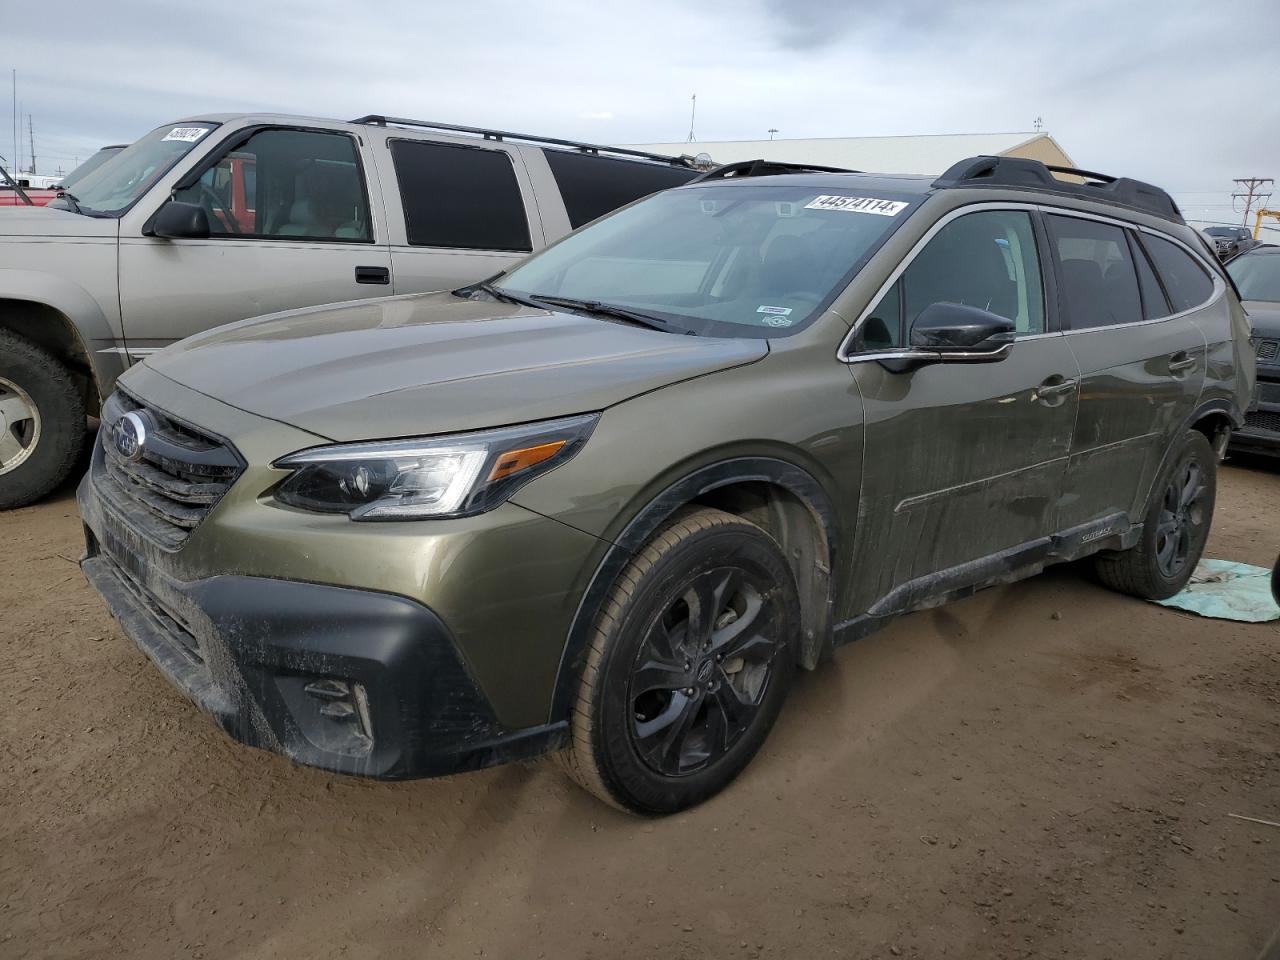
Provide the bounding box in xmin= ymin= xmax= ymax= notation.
xmin=933 ymin=155 xmax=1184 ymax=224
xmin=689 ymin=158 xmax=858 ymax=183
xmin=351 ymin=115 xmax=695 ymax=168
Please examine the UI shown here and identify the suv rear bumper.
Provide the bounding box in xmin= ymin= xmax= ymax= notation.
xmin=79 ymin=515 xmax=566 ymax=779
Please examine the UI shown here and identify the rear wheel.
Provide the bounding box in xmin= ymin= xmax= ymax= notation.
xmin=0 ymin=330 xmax=86 ymax=509
xmin=1095 ymin=430 xmax=1216 ymax=600
xmin=558 ymin=508 xmax=800 ymax=814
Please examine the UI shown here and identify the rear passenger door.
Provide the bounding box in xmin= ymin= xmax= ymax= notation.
xmin=1046 ymin=212 xmax=1208 ymax=531
xmin=378 ymin=138 xmax=544 ymax=295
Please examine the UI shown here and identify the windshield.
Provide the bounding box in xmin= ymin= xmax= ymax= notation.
xmin=1227 ymin=250 xmax=1280 ymax=302
xmin=58 ymin=145 xmax=126 ymax=191
xmin=497 ymin=183 xmax=918 ymax=338
xmin=52 ymin=123 xmax=218 ymax=216
xmin=1205 ymin=227 xmax=1246 ymax=238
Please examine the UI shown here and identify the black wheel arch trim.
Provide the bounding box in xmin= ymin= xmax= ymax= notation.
xmin=548 ymin=456 xmax=840 ymax=723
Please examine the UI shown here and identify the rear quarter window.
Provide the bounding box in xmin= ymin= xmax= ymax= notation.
xmin=543 ymin=150 xmax=698 ymax=228
xmin=1141 ymin=233 xmax=1215 ymax=313
xmin=390 ymin=140 xmax=532 ymax=251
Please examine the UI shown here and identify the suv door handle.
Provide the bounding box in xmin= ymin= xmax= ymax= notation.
xmin=1033 ymin=375 xmax=1077 ymax=406
xmin=1168 ymin=351 xmax=1197 ymax=374
xmin=355 ymin=265 xmax=390 ymax=285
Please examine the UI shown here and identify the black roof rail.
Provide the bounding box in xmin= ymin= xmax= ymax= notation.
xmin=688 ymin=158 xmax=858 ymax=183
xmin=351 ymin=115 xmax=696 ymax=168
xmin=933 ymin=155 xmax=1184 ymax=224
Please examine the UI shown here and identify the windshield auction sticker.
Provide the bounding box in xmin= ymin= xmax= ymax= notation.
xmin=162 ymin=127 xmax=211 ymax=143
xmin=804 ymin=195 xmax=908 ymax=216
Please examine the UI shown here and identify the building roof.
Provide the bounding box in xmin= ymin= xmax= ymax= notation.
xmin=616 ymin=132 xmax=1073 ymax=177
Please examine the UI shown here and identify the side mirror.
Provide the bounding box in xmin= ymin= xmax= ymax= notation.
xmin=909 ymin=301 xmax=1015 ymax=359
xmin=149 ymin=200 xmax=210 ymax=239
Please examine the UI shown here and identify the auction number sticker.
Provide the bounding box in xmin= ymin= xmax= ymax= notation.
xmin=804 ymin=195 xmax=908 ymax=216
xmin=162 ymin=126 xmax=211 ymax=143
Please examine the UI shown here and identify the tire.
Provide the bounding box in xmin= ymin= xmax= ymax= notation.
xmin=557 ymin=507 xmax=800 ymax=814
xmin=0 ymin=330 xmax=87 ymax=509
xmin=1095 ymin=430 xmax=1216 ymax=601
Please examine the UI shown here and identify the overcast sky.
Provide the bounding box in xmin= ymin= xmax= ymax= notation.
xmin=3 ymin=0 xmax=1277 ymax=225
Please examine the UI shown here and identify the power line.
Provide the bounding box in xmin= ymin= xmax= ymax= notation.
xmin=1232 ymin=177 xmax=1274 ymax=226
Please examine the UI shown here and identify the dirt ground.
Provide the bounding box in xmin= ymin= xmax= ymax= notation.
xmin=1 ymin=449 xmax=1277 ymax=960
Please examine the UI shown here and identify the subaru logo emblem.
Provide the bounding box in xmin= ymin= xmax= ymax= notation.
xmin=114 ymin=411 xmax=149 ymax=463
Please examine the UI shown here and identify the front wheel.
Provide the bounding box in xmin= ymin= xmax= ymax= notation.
xmin=0 ymin=330 xmax=87 ymax=509
xmin=1095 ymin=429 xmax=1217 ymax=600
xmin=558 ymin=508 xmax=800 ymax=814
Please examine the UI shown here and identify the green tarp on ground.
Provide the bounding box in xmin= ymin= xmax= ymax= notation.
xmin=1155 ymin=558 xmax=1280 ymax=623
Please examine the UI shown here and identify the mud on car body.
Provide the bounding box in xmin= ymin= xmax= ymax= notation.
xmin=79 ymin=155 xmax=1253 ymax=813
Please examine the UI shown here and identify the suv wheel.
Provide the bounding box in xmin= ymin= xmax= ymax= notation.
xmin=0 ymin=330 xmax=87 ymax=509
xmin=558 ymin=508 xmax=799 ymax=814
xmin=1095 ymin=429 xmax=1216 ymax=601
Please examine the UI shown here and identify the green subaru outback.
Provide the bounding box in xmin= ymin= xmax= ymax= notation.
xmin=78 ymin=155 xmax=1254 ymax=813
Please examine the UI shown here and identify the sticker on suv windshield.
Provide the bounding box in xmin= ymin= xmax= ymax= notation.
xmin=162 ymin=127 xmax=211 ymax=143
xmin=757 ymin=305 xmax=793 ymax=316
xmin=804 ymin=195 xmax=908 ymax=216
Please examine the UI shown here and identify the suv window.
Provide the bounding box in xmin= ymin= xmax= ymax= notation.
xmin=1129 ymin=233 xmax=1171 ymax=320
xmin=1141 ymin=233 xmax=1215 ymax=313
xmin=859 ymin=209 xmax=1045 ymax=348
xmin=390 ymin=140 xmax=531 ymax=251
xmin=1045 ymin=214 xmax=1141 ymax=329
xmin=173 ymin=128 xmax=370 ymax=241
xmin=543 ymin=151 xmax=698 ymax=228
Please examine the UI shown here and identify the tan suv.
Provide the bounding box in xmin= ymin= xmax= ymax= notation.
xmin=0 ymin=113 xmax=698 ymax=508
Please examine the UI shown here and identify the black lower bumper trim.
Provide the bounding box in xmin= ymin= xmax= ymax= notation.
xmin=80 ymin=544 xmax=565 ymax=779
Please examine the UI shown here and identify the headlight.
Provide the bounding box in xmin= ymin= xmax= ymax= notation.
xmin=272 ymin=413 xmax=598 ymax=520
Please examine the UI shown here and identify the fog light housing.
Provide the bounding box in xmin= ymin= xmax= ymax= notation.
xmin=276 ymin=675 xmax=374 ymax=757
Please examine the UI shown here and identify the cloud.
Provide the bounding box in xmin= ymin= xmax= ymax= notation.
xmin=1 ymin=0 xmax=1276 ymax=212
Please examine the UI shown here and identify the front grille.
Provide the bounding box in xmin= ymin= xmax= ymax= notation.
xmin=1255 ymin=338 xmax=1278 ymax=362
xmin=97 ymin=390 xmax=243 ymax=549
xmin=1260 ymin=380 xmax=1280 ymax=405
xmin=1244 ymin=409 xmax=1280 ymax=434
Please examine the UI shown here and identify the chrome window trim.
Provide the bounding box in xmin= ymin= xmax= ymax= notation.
xmin=838 ymin=200 xmax=1225 ymax=363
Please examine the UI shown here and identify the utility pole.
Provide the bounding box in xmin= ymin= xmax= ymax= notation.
xmin=686 ymin=94 xmax=697 ymax=143
xmin=26 ymin=114 xmax=35 ymax=175
xmin=767 ymin=128 xmax=779 ymax=140
xmin=1232 ymin=177 xmax=1274 ymax=227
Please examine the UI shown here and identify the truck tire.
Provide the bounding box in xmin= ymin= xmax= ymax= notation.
xmin=557 ymin=507 xmax=799 ymax=814
xmin=0 ymin=330 xmax=87 ymax=509
xmin=1094 ymin=430 xmax=1216 ymax=601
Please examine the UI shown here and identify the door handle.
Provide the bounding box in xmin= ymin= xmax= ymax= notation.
xmin=1033 ymin=375 xmax=1077 ymax=405
xmin=1168 ymin=351 xmax=1197 ymax=374
xmin=355 ymin=265 xmax=390 ymax=285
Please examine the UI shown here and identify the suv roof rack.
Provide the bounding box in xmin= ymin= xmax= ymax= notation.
xmin=689 ymin=158 xmax=858 ymax=183
xmin=933 ymin=155 xmax=1184 ymax=224
xmin=351 ymin=115 xmax=696 ymax=168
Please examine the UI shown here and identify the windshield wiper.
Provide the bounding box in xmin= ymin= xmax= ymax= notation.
xmin=526 ymin=294 xmax=678 ymax=333
xmin=57 ymin=190 xmax=82 ymax=214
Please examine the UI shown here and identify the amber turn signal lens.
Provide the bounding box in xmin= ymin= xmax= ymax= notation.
xmin=487 ymin=440 xmax=567 ymax=482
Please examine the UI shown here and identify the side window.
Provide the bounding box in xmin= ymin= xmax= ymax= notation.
xmin=1128 ymin=232 xmax=1171 ymax=320
xmin=1141 ymin=233 xmax=1215 ymax=313
xmin=389 ymin=140 xmax=531 ymax=251
xmin=1044 ymin=214 xmax=1141 ymax=329
xmin=173 ymin=129 xmax=370 ymax=242
xmin=543 ymin=150 xmax=698 ymax=229
xmin=858 ymin=210 xmax=1044 ymax=348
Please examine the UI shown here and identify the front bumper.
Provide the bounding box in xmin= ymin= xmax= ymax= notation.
xmin=79 ymin=519 xmax=566 ymax=778
xmin=1231 ymin=373 xmax=1280 ymax=456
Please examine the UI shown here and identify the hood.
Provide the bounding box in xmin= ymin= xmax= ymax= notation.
xmin=141 ymin=292 xmax=767 ymax=441
xmin=0 ymin=205 xmax=118 ymax=238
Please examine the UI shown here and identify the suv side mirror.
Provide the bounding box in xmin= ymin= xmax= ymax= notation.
xmin=909 ymin=301 xmax=1015 ymax=360
xmin=149 ymin=200 xmax=210 ymax=240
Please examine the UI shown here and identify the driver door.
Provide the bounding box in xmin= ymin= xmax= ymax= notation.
xmin=843 ymin=207 xmax=1080 ymax=616
xmin=117 ymin=125 xmax=392 ymax=357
